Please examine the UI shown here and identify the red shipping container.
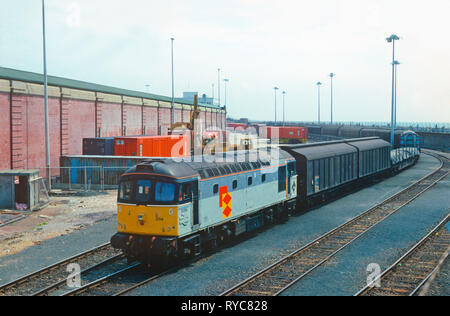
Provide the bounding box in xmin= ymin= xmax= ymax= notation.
xmin=260 ymin=126 xmax=308 ymax=143
xmin=114 ymin=135 xmax=190 ymax=158
xmin=227 ymin=123 xmax=248 ymax=131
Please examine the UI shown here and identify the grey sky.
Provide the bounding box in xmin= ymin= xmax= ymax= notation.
xmin=0 ymin=0 xmax=449 ymax=123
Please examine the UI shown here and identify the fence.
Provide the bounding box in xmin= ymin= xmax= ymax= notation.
xmin=38 ymin=166 xmax=130 ymax=192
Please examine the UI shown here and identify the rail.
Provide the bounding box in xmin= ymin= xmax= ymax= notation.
xmin=0 ymin=243 xmax=119 ymax=296
xmin=356 ymin=214 xmax=450 ymax=296
xmin=221 ymin=151 xmax=448 ymax=296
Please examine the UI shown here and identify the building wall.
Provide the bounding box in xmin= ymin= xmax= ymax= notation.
xmin=142 ymin=106 xmax=158 ymax=136
xmin=0 ymin=74 xmax=226 ymax=173
xmin=174 ymin=108 xmax=182 ymax=125
xmin=123 ymin=103 xmax=142 ymax=136
xmin=158 ymin=106 xmax=171 ymax=136
xmin=62 ymin=98 xmax=96 ymax=156
xmin=0 ymin=92 xmax=11 ymax=170
xmin=182 ymin=108 xmax=191 ymax=124
xmin=7 ymin=93 xmax=62 ymax=170
xmin=98 ymin=101 xmax=122 ymax=137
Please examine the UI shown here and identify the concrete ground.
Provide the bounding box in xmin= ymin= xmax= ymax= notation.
xmin=0 ymin=153 xmax=446 ymax=296
xmin=281 ymin=174 xmax=449 ymax=296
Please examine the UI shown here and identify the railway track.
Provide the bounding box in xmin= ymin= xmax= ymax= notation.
xmin=221 ymin=151 xmax=449 ymax=296
xmin=0 ymin=243 xmax=121 ymax=296
xmin=356 ymin=214 xmax=450 ymax=296
xmin=62 ymin=262 xmax=143 ymax=296
xmin=2 ymin=152 xmax=447 ymax=296
xmin=63 ymin=248 xmax=225 ymax=296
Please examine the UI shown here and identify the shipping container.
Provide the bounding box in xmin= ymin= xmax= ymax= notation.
xmin=227 ymin=123 xmax=249 ymax=131
xmin=259 ymin=126 xmax=308 ymax=144
xmin=82 ymin=137 xmax=115 ymax=156
xmin=114 ymin=135 xmax=190 ymax=158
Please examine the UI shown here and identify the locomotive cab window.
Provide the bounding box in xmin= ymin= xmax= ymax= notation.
xmin=155 ymin=182 xmax=177 ymax=203
xmin=135 ymin=179 xmax=152 ymax=204
xmin=180 ymin=183 xmax=193 ymax=202
xmin=232 ymin=180 xmax=238 ymax=190
xmin=213 ymin=184 xmax=219 ymax=194
xmin=118 ymin=180 xmax=134 ymax=203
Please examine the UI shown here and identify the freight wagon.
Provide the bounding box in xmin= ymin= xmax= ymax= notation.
xmin=114 ymin=135 xmax=190 ymax=158
xmin=259 ymin=126 xmax=308 ymax=144
xmin=111 ymin=137 xmax=419 ymax=267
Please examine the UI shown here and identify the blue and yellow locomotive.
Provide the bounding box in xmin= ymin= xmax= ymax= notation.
xmin=111 ymin=149 xmax=297 ymax=267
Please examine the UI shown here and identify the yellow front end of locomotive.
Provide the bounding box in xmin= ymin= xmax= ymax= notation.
xmin=117 ymin=204 xmax=179 ymax=237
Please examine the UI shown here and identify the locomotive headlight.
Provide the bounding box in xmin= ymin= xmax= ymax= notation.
xmin=138 ymin=215 xmax=143 ymax=221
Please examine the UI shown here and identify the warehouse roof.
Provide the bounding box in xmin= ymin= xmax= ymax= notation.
xmin=0 ymin=66 xmax=223 ymax=110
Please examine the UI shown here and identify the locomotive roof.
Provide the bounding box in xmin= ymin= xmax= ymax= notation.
xmin=122 ymin=147 xmax=295 ymax=180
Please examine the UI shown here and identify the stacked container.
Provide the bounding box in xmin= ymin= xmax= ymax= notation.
xmin=259 ymin=126 xmax=308 ymax=144
xmin=82 ymin=137 xmax=115 ymax=156
xmin=114 ymin=135 xmax=190 ymax=158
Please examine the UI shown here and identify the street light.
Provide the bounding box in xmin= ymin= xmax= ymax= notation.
xmin=170 ymin=38 xmax=175 ymax=125
xmin=282 ymin=91 xmax=286 ymax=126
xmin=223 ymin=79 xmax=229 ymax=108
xmin=218 ymin=68 xmax=221 ymax=107
xmin=42 ymin=0 xmax=50 ymax=190
xmin=316 ymin=82 xmax=322 ymax=124
xmin=393 ymin=61 xmax=400 ymax=127
xmin=329 ymin=73 xmax=335 ymax=124
xmin=386 ymin=34 xmax=400 ymax=145
xmin=274 ymin=87 xmax=279 ymax=123
xmin=145 ymin=84 xmax=150 ymax=93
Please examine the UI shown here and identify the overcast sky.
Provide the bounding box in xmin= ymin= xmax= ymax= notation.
xmin=0 ymin=0 xmax=449 ymax=124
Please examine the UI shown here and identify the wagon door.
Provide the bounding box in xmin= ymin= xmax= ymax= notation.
xmin=192 ymin=180 xmax=200 ymax=230
xmin=287 ymin=161 xmax=296 ymax=199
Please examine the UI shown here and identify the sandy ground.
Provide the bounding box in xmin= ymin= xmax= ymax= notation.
xmin=0 ymin=191 xmax=117 ymax=257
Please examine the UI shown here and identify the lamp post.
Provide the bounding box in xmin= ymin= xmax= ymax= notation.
xmin=223 ymin=79 xmax=229 ymax=108
xmin=393 ymin=61 xmax=400 ymax=127
xmin=329 ymin=73 xmax=335 ymax=124
xmin=386 ymin=34 xmax=400 ymax=146
xmin=170 ymin=37 xmax=175 ymax=125
xmin=42 ymin=0 xmax=50 ymax=190
xmin=274 ymin=87 xmax=279 ymax=123
xmin=282 ymin=91 xmax=286 ymax=126
xmin=218 ymin=68 xmax=221 ymax=107
xmin=316 ymin=82 xmax=322 ymax=124
xmin=212 ymin=83 xmax=214 ymax=103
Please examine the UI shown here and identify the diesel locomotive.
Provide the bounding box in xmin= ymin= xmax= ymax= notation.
xmin=110 ymin=137 xmax=420 ymax=267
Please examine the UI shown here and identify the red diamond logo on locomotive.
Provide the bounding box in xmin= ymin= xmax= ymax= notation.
xmin=219 ymin=186 xmax=232 ymax=219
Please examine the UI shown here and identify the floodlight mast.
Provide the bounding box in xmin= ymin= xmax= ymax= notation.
xmin=386 ymin=34 xmax=400 ymax=146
